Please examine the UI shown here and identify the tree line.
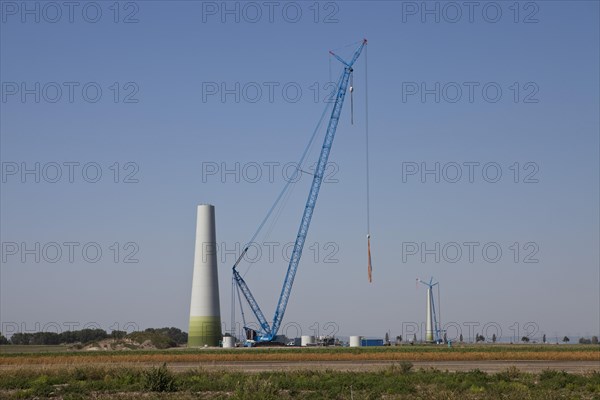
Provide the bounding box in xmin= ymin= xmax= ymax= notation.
xmin=0 ymin=327 xmax=188 ymax=346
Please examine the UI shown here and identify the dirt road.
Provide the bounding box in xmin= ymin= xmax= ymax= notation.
xmin=165 ymin=360 xmax=599 ymax=373
xmin=2 ymin=360 xmax=597 ymax=373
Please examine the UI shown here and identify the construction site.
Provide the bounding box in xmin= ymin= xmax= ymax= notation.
xmin=186 ymin=40 xmax=447 ymax=349
xmin=1 ymin=2 xmax=598 ymax=399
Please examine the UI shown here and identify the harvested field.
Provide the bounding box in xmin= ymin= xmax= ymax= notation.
xmin=1 ymin=345 xmax=598 ymax=366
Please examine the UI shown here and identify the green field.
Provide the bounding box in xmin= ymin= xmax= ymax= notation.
xmin=0 ymin=345 xmax=72 ymax=354
xmin=1 ymin=343 xmax=598 ymax=355
xmin=0 ymin=363 xmax=599 ymax=399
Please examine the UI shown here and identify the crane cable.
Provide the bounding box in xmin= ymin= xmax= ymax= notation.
xmin=232 ymin=60 xmax=340 ymax=335
xmin=364 ymin=43 xmax=373 ymax=283
xmin=230 ymin=277 xmax=235 ymax=336
xmin=239 ymin=99 xmax=334 ymax=280
xmin=236 ymin=281 xmax=247 ymax=329
xmin=230 ymin=277 xmax=248 ymax=339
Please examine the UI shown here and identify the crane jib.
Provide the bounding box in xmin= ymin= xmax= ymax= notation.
xmin=233 ymin=40 xmax=367 ymax=343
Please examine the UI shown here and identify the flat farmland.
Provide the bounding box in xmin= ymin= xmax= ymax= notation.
xmin=1 ymin=344 xmax=598 ymax=366
xmin=1 ymin=345 xmax=598 ymax=399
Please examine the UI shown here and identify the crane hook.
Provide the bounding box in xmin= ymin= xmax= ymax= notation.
xmin=350 ymin=72 xmax=354 ymax=125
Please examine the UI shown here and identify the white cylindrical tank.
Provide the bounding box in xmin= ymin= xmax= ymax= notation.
xmin=222 ymin=336 xmax=235 ymax=348
xmin=301 ymin=335 xmax=316 ymax=346
xmin=188 ymin=204 xmax=222 ymax=347
xmin=349 ymin=336 xmax=362 ymax=347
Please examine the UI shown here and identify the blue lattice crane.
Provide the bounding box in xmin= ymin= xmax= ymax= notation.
xmin=232 ymin=39 xmax=367 ymax=343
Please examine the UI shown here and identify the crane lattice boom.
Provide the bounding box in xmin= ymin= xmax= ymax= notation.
xmin=233 ymin=40 xmax=367 ymax=342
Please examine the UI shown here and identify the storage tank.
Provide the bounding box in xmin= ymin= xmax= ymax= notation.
xmin=222 ymin=336 xmax=235 ymax=348
xmin=301 ymin=335 xmax=316 ymax=346
xmin=349 ymin=336 xmax=362 ymax=347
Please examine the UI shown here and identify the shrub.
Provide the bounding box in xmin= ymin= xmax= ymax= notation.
xmin=127 ymin=331 xmax=177 ymax=349
xmin=141 ymin=363 xmax=176 ymax=392
xmin=0 ymin=334 xmax=9 ymax=345
xmin=539 ymin=369 xmax=577 ymax=390
xmin=30 ymin=374 xmax=54 ymax=397
xmin=496 ymin=366 xmax=521 ymax=381
xmin=232 ymin=375 xmax=279 ymax=400
xmin=400 ymin=361 xmax=413 ymax=374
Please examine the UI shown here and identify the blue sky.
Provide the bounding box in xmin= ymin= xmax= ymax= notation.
xmin=1 ymin=1 xmax=598 ymax=342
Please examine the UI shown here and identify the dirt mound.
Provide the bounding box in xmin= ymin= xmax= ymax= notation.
xmin=82 ymin=338 xmax=158 ymax=351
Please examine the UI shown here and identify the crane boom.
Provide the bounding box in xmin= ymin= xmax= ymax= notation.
xmin=271 ymin=40 xmax=367 ymax=337
xmin=232 ymin=266 xmax=271 ymax=335
xmin=233 ymin=39 xmax=367 ymax=342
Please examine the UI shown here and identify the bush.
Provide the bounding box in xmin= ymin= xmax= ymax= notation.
xmin=496 ymin=366 xmax=521 ymax=381
xmin=539 ymin=369 xmax=577 ymax=389
xmin=147 ymin=327 xmax=188 ymax=345
xmin=10 ymin=332 xmax=32 ymax=345
xmin=400 ymin=361 xmax=413 ymax=374
xmin=0 ymin=334 xmax=9 ymax=345
xmin=30 ymin=374 xmax=54 ymax=397
xmin=127 ymin=331 xmax=177 ymax=349
xmin=141 ymin=363 xmax=176 ymax=392
xmin=232 ymin=375 xmax=279 ymax=399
